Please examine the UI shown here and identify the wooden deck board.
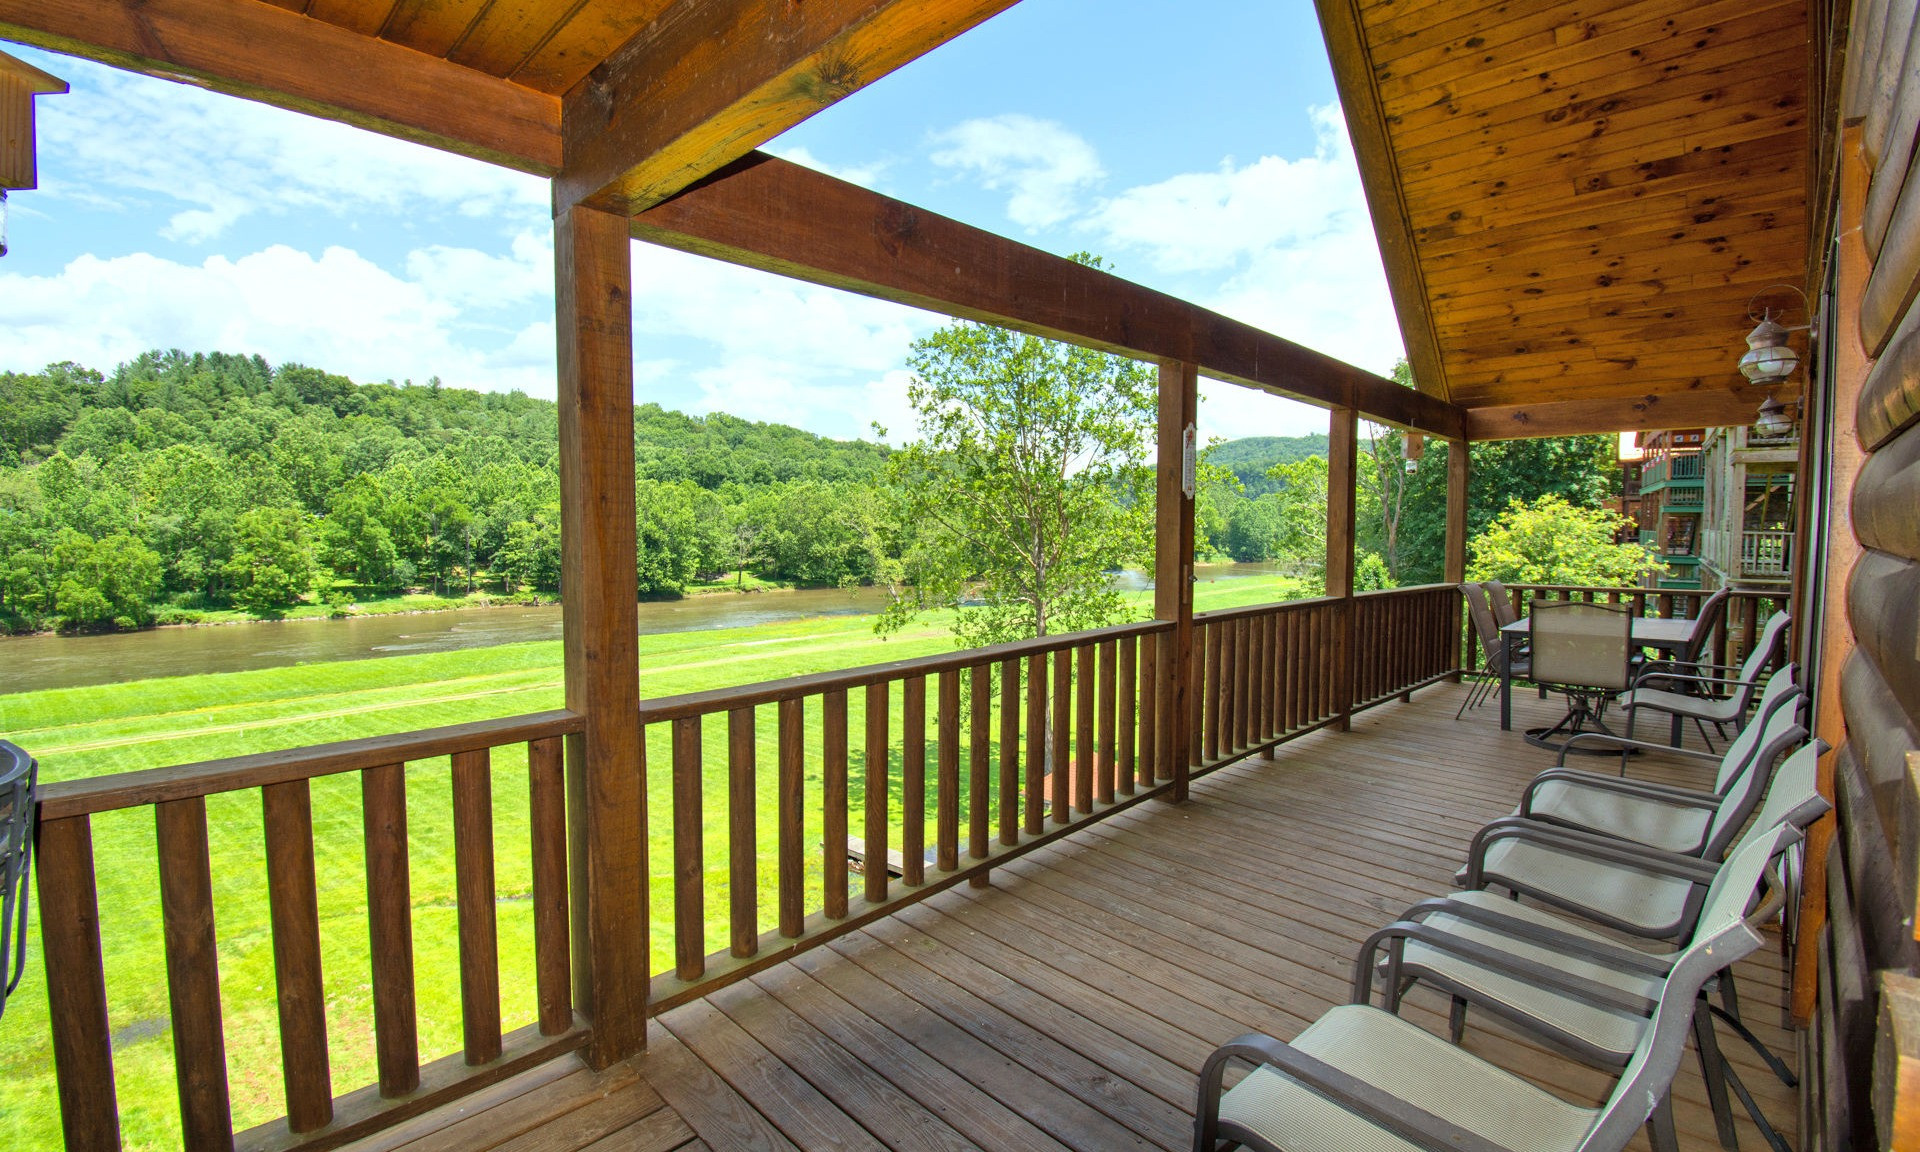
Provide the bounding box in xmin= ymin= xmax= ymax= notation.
xmin=374 ymin=683 xmax=1800 ymax=1152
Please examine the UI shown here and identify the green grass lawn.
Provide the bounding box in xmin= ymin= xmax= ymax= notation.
xmin=0 ymin=572 xmax=1305 ymax=1149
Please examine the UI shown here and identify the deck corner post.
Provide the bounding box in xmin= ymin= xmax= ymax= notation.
xmin=1155 ymin=360 xmax=1198 ymax=802
xmin=1327 ymin=407 xmax=1359 ymax=731
xmin=1444 ymin=436 xmax=1470 ymax=680
xmin=555 ymin=199 xmax=648 ymax=1067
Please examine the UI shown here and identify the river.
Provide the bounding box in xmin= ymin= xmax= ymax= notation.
xmin=0 ymin=563 xmax=1282 ymax=694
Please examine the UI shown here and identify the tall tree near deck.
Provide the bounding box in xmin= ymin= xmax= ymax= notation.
xmin=874 ymin=310 xmax=1157 ymax=648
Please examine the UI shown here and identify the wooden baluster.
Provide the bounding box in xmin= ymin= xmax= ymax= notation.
xmin=937 ymin=669 xmax=960 ymax=872
xmin=671 ymin=718 xmax=704 ymax=979
xmin=1316 ymin=605 xmax=1333 ymax=720
xmin=1204 ymin=622 xmax=1222 ymax=761
xmin=1026 ymin=652 xmax=1047 ymax=835
xmin=777 ymin=699 xmax=805 ymax=937
xmin=1233 ymin=618 xmax=1250 ymax=748
xmin=1117 ymin=636 xmax=1136 ymax=796
xmin=865 ymin=682 xmax=890 ymax=903
xmin=1257 ymin=613 xmax=1273 ymax=741
xmin=262 ymin=780 xmax=331 ymax=1131
xmin=1280 ymin=610 xmax=1296 ymax=731
xmin=39 ymin=815 xmax=119 ymax=1152
xmin=728 ymin=707 xmax=757 ymax=957
xmin=451 ymin=748 xmax=502 ymax=1065
xmin=363 ymin=763 xmax=418 ymax=1097
xmin=996 ymin=659 xmax=1019 ymax=846
xmin=903 ymin=676 xmax=927 ymax=886
xmin=971 ymin=664 xmax=993 ymax=867
xmin=1051 ymin=647 xmax=1072 ymax=824
xmin=527 ymin=736 xmax=571 ymax=1035
xmin=1138 ymin=633 xmax=1159 ymax=787
xmin=1097 ymin=640 xmax=1117 ymax=804
xmin=1189 ymin=621 xmax=1205 ymax=768
xmin=823 ymin=690 xmax=849 ymax=919
xmin=1074 ymin=644 xmax=1095 ymax=814
xmin=157 ymin=797 xmax=234 ymax=1150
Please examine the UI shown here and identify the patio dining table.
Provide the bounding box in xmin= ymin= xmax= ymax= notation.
xmin=1498 ymin=614 xmax=1699 ymax=731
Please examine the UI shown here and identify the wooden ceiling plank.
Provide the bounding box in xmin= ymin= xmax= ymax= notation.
xmin=445 ymin=0 xmax=580 ymax=78
xmin=0 ymin=0 xmax=561 ymax=173
xmin=1462 ymin=387 xmax=1777 ymax=438
xmin=1421 ymin=205 xmax=1801 ymax=291
xmin=1428 ymin=239 xmax=1807 ymax=312
xmin=377 ymin=0 xmax=494 ymax=59
xmin=1389 ymin=33 xmax=1804 ymax=163
xmin=509 ymin=0 xmax=677 ymax=95
xmin=631 ymin=152 xmax=1465 ymax=438
xmin=304 ymin=0 xmax=394 ymax=36
xmin=1421 ymin=196 xmax=1802 ymax=277
xmin=1364 ymin=0 xmax=1572 ymax=60
xmin=556 ymin=0 xmax=1018 ymax=213
xmin=1379 ymin=0 xmax=1803 ymax=109
xmin=1317 ymin=0 xmax=1450 ymax=400
xmin=1414 ymin=184 xmax=1804 ymax=258
xmin=1408 ymin=155 xmax=1803 ymax=240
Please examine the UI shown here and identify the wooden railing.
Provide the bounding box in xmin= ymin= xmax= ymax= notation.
xmin=34 ymin=712 xmax=587 ymax=1152
xmin=635 ymin=619 xmax=1179 ymax=1015
xmin=1190 ymin=597 xmax=1346 ymax=768
xmin=1349 ymin=585 xmax=1466 ymax=711
xmin=1491 ymin=584 xmax=1791 ymax=670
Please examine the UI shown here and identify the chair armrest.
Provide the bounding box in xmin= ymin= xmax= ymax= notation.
xmin=1556 ymin=732 xmax=1721 ymax=764
xmin=1395 ymin=897 xmax=1673 ymax=977
xmin=1195 ymin=1031 xmax=1523 ymax=1152
xmin=1463 ymin=818 xmax=1722 ymax=889
xmin=1520 ymin=769 xmax=1721 ymax=813
xmin=1353 ymin=919 xmax=1659 ymax=1016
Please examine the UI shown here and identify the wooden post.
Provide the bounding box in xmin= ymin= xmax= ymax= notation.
xmin=1155 ymin=361 xmax=1198 ymax=802
xmin=1445 ymin=437 xmax=1470 ymax=679
xmin=1795 ymin=124 xmax=1873 ymax=1026
xmin=555 ymin=202 xmax=647 ymax=1067
xmin=1327 ymin=407 xmax=1359 ymax=730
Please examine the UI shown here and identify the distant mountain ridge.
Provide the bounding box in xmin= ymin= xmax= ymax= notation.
xmin=1206 ymin=434 xmax=1330 ymax=496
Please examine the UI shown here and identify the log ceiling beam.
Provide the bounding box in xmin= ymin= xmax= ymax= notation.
xmin=633 ymin=152 xmax=1467 ymax=439
xmin=557 ymin=0 xmax=1016 ymax=212
xmin=1462 ymin=384 xmax=1783 ymax=440
xmin=0 ymin=0 xmax=561 ymax=174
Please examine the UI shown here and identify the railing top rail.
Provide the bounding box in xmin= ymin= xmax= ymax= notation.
xmin=1352 ymin=582 xmax=1456 ymax=599
xmin=635 ymin=618 xmax=1173 ymax=723
xmin=1193 ymin=595 xmax=1340 ymax=624
xmin=37 ymin=709 xmax=583 ymax=820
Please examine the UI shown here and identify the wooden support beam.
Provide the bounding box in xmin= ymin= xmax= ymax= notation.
xmin=0 ymin=48 xmax=66 ymax=192
xmin=1462 ymin=386 xmax=1780 ymax=440
xmin=1327 ymin=408 xmax=1359 ymax=731
xmin=1155 ymin=361 xmax=1198 ymax=804
xmin=555 ymin=202 xmax=647 ymax=1065
xmin=1444 ymin=438 xmax=1469 ymax=585
xmin=558 ymin=0 xmax=1015 ymax=211
xmin=633 ymin=152 xmax=1465 ymax=438
xmin=0 ymin=0 xmax=561 ymax=174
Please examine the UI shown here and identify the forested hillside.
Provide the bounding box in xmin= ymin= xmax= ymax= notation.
xmin=0 ymin=352 xmax=888 ymax=632
xmin=1203 ymin=434 xmax=1330 ymax=496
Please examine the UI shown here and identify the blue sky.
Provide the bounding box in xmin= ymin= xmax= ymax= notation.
xmin=0 ymin=0 xmax=1404 ymax=442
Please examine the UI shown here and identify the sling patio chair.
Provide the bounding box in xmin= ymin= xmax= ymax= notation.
xmin=1483 ymin=579 xmax=1522 ymax=628
xmin=1457 ymin=740 xmax=1826 ymax=944
xmin=1356 ymin=777 xmax=1823 ymax=1152
xmin=1190 ymin=830 xmax=1781 ymax=1152
xmin=1618 ymin=611 xmax=1790 ymax=752
xmin=1525 ymin=601 xmax=1634 ymax=752
xmin=0 ymin=740 xmax=36 ymax=1020
xmin=1457 ymin=582 xmax=1534 ymax=720
xmin=1508 ymin=669 xmax=1804 ymax=855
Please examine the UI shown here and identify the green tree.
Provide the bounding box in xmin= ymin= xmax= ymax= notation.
xmin=51 ymin=530 xmax=163 ymax=629
xmin=874 ymin=316 xmax=1156 ymax=648
xmin=1467 ymin=494 xmax=1658 ymax=587
xmin=1265 ymin=455 xmax=1331 ymax=590
xmin=224 ymin=507 xmax=317 ymax=611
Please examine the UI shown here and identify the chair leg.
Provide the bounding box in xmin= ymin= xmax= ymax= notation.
xmin=1449 ymin=995 xmax=1469 ymax=1045
xmin=1646 ymin=1094 xmax=1681 ymax=1152
xmin=1722 ymin=1059 xmax=1794 ymax=1152
xmin=1720 ymin=971 xmax=1741 ymax=1020
xmin=1693 ymin=994 xmax=1740 ymax=1150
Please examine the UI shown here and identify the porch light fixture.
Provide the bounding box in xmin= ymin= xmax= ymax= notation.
xmin=1753 ymin=395 xmax=1798 ymax=438
xmin=1737 ymin=285 xmax=1813 ymax=437
xmin=1402 ymin=432 xmax=1424 ymax=474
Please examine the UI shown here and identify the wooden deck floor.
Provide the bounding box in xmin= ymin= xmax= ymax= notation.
xmin=345 ymin=682 xmax=1800 ymax=1152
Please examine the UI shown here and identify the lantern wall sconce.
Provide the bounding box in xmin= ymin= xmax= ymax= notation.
xmin=1737 ymin=285 xmax=1814 ymax=437
xmin=1402 ymin=432 xmax=1424 ymax=474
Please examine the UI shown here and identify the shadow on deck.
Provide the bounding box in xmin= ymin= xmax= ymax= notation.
xmin=342 ymin=682 xmax=1798 ymax=1152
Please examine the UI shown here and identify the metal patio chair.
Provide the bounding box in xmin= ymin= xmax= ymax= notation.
xmin=1511 ymin=668 xmax=1804 ymax=854
xmin=1482 ymin=579 xmax=1521 ymax=628
xmin=1525 ymin=601 xmax=1633 ymax=752
xmin=1618 ymin=611 xmax=1790 ymax=751
xmin=1456 ymin=582 xmax=1532 ymax=720
xmin=1191 ymin=832 xmax=1781 ymax=1152
xmin=0 ymin=741 xmax=37 ymax=1020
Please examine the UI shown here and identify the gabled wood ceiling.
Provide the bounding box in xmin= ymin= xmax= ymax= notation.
xmin=1319 ymin=0 xmax=1810 ymax=436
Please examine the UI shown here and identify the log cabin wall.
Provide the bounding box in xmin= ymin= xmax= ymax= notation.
xmin=1809 ymin=2 xmax=1920 ymax=1147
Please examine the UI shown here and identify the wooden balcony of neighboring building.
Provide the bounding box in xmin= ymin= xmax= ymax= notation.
xmin=326 ymin=682 xmax=1800 ymax=1152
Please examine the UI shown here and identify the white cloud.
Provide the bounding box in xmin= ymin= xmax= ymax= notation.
xmin=36 ymin=56 xmax=546 ymax=242
xmin=929 ymin=115 xmax=1104 ymax=229
xmin=0 ymin=244 xmax=557 ymax=394
xmin=768 ymin=146 xmax=890 ymax=190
